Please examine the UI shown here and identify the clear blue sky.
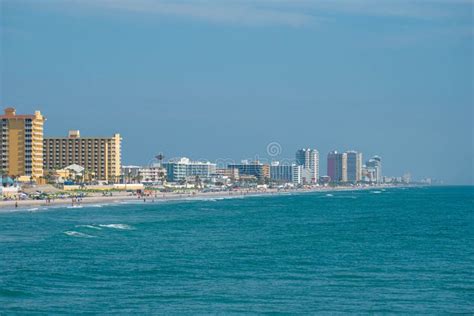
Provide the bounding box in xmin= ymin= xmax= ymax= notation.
xmin=1 ymin=0 xmax=473 ymax=184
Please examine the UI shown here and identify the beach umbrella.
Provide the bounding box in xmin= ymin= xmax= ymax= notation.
xmin=2 ymin=176 xmax=14 ymax=185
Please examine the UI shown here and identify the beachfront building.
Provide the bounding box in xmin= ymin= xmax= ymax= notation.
xmin=365 ymin=156 xmax=382 ymax=183
xmin=0 ymin=108 xmax=46 ymax=181
xmin=53 ymin=164 xmax=85 ymax=183
xmin=227 ymin=161 xmax=270 ymax=181
xmin=319 ymin=175 xmax=331 ymax=185
xmin=270 ymin=162 xmax=302 ymax=185
xmin=43 ymin=130 xmax=122 ymax=182
xmin=362 ymin=165 xmax=375 ymax=183
xmin=215 ymin=168 xmax=239 ymax=181
xmin=122 ymin=165 xmax=141 ymax=181
xmin=0 ymin=177 xmax=20 ymax=197
xmin=346 ymin=150 xmax=362 ymax=183
xmin=327 ymin=151 xmax=347 ymax=183
xmin=402 ymin=173 xmax=411 ymax=184
xmin=163 ymin=157 xmax=216 ymax=182
xmin=138 ymin=165 xmax=166 ymax=184
xmin=295 ymin=148 xmax=319 ymax=183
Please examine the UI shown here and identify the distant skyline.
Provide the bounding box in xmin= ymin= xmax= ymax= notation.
xmin=1 ymin=0 xmax=473 ymax=184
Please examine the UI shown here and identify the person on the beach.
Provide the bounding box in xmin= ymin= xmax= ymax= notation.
xmin=15 ymin=201 xmax=18 ymax=208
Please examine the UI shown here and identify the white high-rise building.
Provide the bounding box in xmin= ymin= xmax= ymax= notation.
xmin=295 ymin=148 xmax=319 ymax=184
xmin=270 ymin=162 xmax=302 ymax=185
xmin=366 ymin=156 xmax=382 ymax=183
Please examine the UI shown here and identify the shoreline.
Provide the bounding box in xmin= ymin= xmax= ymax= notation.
xmin=0 ymin=185 xmax=412 ymax=213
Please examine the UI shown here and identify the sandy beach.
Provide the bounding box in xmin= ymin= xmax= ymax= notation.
xmin=0 ymin=185 xmax=397 ymax=212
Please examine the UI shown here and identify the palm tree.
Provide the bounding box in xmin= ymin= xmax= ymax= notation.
xmin=134 ymin=174 xmax=143 ymax=184
xmin=155 ymin=153 xmax=164 ymax=166
xmin=44 ymin=171 xmax=55 ymax=184
xmin=195 ymin=175 xmax=202 ymax=189
xmin=0 ymin=167 xmax=6 ymax=177
xmin=154 ymin=153 xmax=166 ymax=184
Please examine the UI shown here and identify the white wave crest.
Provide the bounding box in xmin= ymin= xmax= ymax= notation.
xmin=64 ymin=231 xmax=95 ymax=238
xmin=98 ymin=224 xmax=134 ymax=230
xmin=76 ymin=225 xmax=102 ymax=230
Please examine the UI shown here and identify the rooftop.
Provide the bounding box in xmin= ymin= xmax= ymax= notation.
xmin=0 ymin=107 xmax=45 ymax=120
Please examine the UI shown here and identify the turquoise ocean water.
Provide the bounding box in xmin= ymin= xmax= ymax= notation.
xmin=1 ymin=186 xmax=473 ymax=313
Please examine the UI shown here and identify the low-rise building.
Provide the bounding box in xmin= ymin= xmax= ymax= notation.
xmin=138 ymin=165 xmax=166 ymax=184
xmin=227 ymin=161 xmax=269 ymax=181
xmin=122 ymin=165 xmax=141 ymax=180
xmin=54 ymin=164 xmax=85 ymax=183
xmin=215 ymin=168 xmax=239 ymax=180
xmin=319 ymin=175 xmax=331 ymax=185
xmin=163 ymin=157 xmax=216 ymax=182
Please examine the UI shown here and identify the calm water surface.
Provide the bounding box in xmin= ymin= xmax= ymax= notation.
xmin=1 ymin=186 xmax=473 ymax=313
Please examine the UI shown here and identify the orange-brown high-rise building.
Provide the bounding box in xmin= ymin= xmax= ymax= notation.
xmin=0 ymin=108 xmax=46 ymax=180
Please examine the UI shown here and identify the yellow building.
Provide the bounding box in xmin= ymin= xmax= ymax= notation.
xmin=43 ymin=130 xmax=122 ymax=182
xmin=0 ymin=108 xmax=46 ymax=181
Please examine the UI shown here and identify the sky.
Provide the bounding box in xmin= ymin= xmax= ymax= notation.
xmin=1 ymin=0 xmax=473 ymax=184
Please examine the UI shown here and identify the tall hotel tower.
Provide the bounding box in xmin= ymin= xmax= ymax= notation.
xmin=327 ymin=151 xmax=348 ymax=183
xmin=44 ymin=130 xmax=122 ymax=182
xmin=295 ymin=148 xmax=319 ymax=183
xmin=346 ymin=151 xmax=362 ymax=183
xmin=0 ymin=108 xmax=46 ymax=180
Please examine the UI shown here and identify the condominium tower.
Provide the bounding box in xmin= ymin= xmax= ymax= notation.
xmin=270 ymin=162 xmax=302 ymax=185
xmin=346 ymin=151 xmax=362 ymax=182
xmin=366 ymin=155 xmax=382 ymax=183
xmin=295 ymin=148 xmax=319 ymax=183
xmin=43 ymin=130 xmax=122 ymax=182
xmin=0 ymin=108 xmax=46 ymax=180
xmin=327 ymin=151 xmax=347 ymax=183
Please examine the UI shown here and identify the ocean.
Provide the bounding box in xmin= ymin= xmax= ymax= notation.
xmin=1 ymin=186 xmax=473 ymax=313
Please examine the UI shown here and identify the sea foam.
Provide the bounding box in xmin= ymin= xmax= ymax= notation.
xmin=76 ymin=225 xmax=102 ymax=230
xmin=98 ymin=224 xmax=134 ymax=230
xmin=67 ymin=205 xmax=83 ymax=209
xmin=64 ymin=231 xmax=95 ymax=238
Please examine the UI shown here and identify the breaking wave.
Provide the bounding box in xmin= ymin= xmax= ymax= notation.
xmin=98 ymin=224 xmax=134 ymax=230
xmin=64 ymin=231 xmax=95 ymax=238
xmin=76 ymin=225 xmax=102 ymax=230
